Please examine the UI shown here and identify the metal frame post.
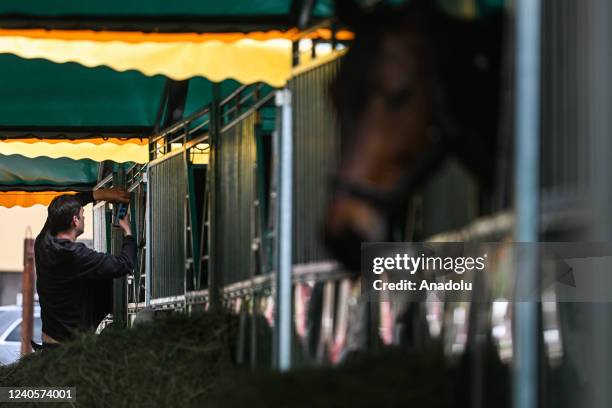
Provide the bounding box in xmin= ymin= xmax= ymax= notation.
xmin=144 ymin=169 xmax=151 ymax=307
xmin=208 ymin=83 xmax=222 ymax=309
xmin=589 ymin=1 xmax=612 ymax=407
xmin=513 ymin=1 xmax=542 ymax=408
xmin=112 ymin=166 xmax=128 ymax=327
xmin=275 ymin=89 xmax=293 ymax=371
xmin=21 ymin=230 xmax=35 ymax=355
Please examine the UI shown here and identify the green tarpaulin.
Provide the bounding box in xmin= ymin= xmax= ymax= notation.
xmin=0 ymin=54 xmax=245 ymax=190
xmin=0 ymin=54 xmax=242 ymax=128
xmin=0 ymin=55 xmax=165 ymax=127
xmin=0 ymin=0 xmax=334 ymax=32
xmin=0 ymin=154 xmax=98 ymax=190
xmin=0 ymin=0 xmax=332 ymax=17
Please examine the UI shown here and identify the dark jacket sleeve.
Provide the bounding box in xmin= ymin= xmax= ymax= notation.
xmin=74 ymin=235 xmax=137 ymax=280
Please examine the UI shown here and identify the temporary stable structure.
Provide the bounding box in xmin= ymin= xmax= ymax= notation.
xmin=0 ymin=0 xmax=344 ymax=207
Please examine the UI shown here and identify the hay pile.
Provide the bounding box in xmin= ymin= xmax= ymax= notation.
xmin=0 ymin=312 xmax=236 ymax=407
xmin=0 ymin=311 xmax=509 ymax=408
xmin=208 ymin=347 xmax=457 ymax=408
xmin=207 ymin=344 xmax=509 ymax=408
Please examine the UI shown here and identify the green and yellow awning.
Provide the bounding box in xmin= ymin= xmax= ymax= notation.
xmin=0 ymin=139 xmax=148 ymax=164
xmin=0 ymin=0 xmax=343 ymax=207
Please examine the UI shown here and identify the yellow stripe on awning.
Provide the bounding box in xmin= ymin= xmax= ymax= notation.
xmin=0 ymin=36 xmax=293 ymax=86
xmin=0 ymin=140 xmax=148 ymax=163
xmin=4 ymin=138 xmax=147 ymax=145
xmin=0 ymin=191 xmax=76 ymax=208
xmin=0 ymin=28 xmax=354 ymax=44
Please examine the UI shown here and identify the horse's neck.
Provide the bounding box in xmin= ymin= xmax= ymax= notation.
xmin=431 ymin=11 xmax=505 ymax=191
xmin=431 ymin=11 xmax=504 ymax=124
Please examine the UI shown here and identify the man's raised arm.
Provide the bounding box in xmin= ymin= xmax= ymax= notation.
xmin=74 ymin=187 xmax=131 ymax=206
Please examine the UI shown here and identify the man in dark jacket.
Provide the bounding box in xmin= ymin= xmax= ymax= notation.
xmin=35 ymin=188 xmax=136 ymax=347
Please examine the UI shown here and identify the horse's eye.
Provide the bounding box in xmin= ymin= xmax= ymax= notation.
xmin=386 ymin=86 xmax=414 ymax=109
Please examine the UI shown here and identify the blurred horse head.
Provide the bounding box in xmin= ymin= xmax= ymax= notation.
xmin=325 ymin=0 xmax=503 ymax=270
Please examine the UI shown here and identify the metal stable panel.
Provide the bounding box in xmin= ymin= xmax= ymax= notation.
xmin=289 ymin=56 xmax=342 ymax=265
xmin=127 ymin=165 xmax=148 ymax=310
xmin=149 ymin=152 xmax=187 ymax=299
xmin=539 ymin=2 xmax=612 ymax=408
xmin=540 ymin=0 xmax=591 ymax=206
xmin=217 ymin=113 xmax=258 ymax=286
xmin=92 ymin=201 xmax=108 ymax=253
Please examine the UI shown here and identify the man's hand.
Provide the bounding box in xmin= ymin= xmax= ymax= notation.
xmin=93 ymin=187 xmax=130 ymax=203
xmin=118 ymin=211 xmax=132 ymax=236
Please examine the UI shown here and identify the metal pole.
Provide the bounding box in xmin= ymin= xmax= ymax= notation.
xmin=589 ymin=2 xmax=612 ymax=406
xmin=144 ymin=169 xmax=151 ymax=307
xmin=112 ymin=167 xmax=128 ymax=327
xmin=513 ymin=1 xmax=541 ymax=408
xmin=21 ymin=229 xmax=35 ymax=355
xmin=208 ymin=83 xmax=222 ymax=310
xmin=275 ymin=89 xmax=293 ymax=371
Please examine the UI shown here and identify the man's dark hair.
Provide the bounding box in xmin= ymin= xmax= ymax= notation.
xmin=47 ymin=194 xmax=82 ymax=234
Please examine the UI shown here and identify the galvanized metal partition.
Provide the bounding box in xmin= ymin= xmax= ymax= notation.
xmin=217 ymin=113 xmax=258 ymax=287
xmin=126 ymin=164 xmax=148 ymax=322
xmin=92 ymin=201 xmax=109 ymax=253
xmin=149 ymin=153 xmax=187 ymax=301
xmin=290 ymin=57 xmax=341 ymax=265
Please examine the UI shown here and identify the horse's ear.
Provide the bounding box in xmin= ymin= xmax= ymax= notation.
xmin=334 ymin=0 xmax=365 ymax=28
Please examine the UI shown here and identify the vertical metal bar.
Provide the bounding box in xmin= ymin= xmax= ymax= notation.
xmin=292 ymin=41 xmax=300 ymax=68
xmin=145 ymin=168 xmax=151 ymax=306
xmin=209 ymin=84 xmax=221 ymax=309
xmin=589 ymin=1 xmax=612 ymax=407
xmin=112 ymin=167 xmax=128 ymax=327
xmin=275 ymin=89 xmax=293 ymax=372
xmin=513 ymin=1 xmax=542 ymax=408
xmin=21 ymin=231 xmax=34 ymax=355
xmin=183 ymin=149 xmax=189 ymax=297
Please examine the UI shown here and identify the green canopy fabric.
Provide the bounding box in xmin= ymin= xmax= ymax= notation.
xmin=0 ymin=0 xmax=332 ymax=17
xmin=0 ymin=0 xmax=334 ymax=32
xmin=0 ymin=154 xmax=98 ymax=191
xmin=0 ymin=54 xmax=260 ymax=190
xmin=0 ymin=0 xmax=507 ymax=18
xmin=0 ymin=54 xmax=249 ymax=129
xmin=0 ymin=0 xmax=334 ymax=193
xmin=0 ymin=54 xmax=165 ymax=127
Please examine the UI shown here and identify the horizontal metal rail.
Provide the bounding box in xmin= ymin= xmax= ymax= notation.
xmin=185 ymin=290 xmax=209 ymax=305
xmin=220 ymin=83 xmax=274 ymax=128
xmin=220 ymin=92 xmax=275 ymax=134
xmin=126 ymin=164 xmax=147 ymax=192
xmin=426 ymin=207 xmax=589 ymax=242
xmin=127 ymin=302 xmax=147 ymax=310
xmin=149 ymin=82 xmax=274 ymax=161
xmin=94 ymin=173 xmax=114 ymax=190
xmin=149 ymin=105 xmax=211 ymax=159
xmin=150 ymin=295 xmax=186 ymax=309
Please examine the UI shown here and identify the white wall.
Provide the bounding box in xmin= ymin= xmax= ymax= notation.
xmin=0 ymin=204 xmax=93 ymax=273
